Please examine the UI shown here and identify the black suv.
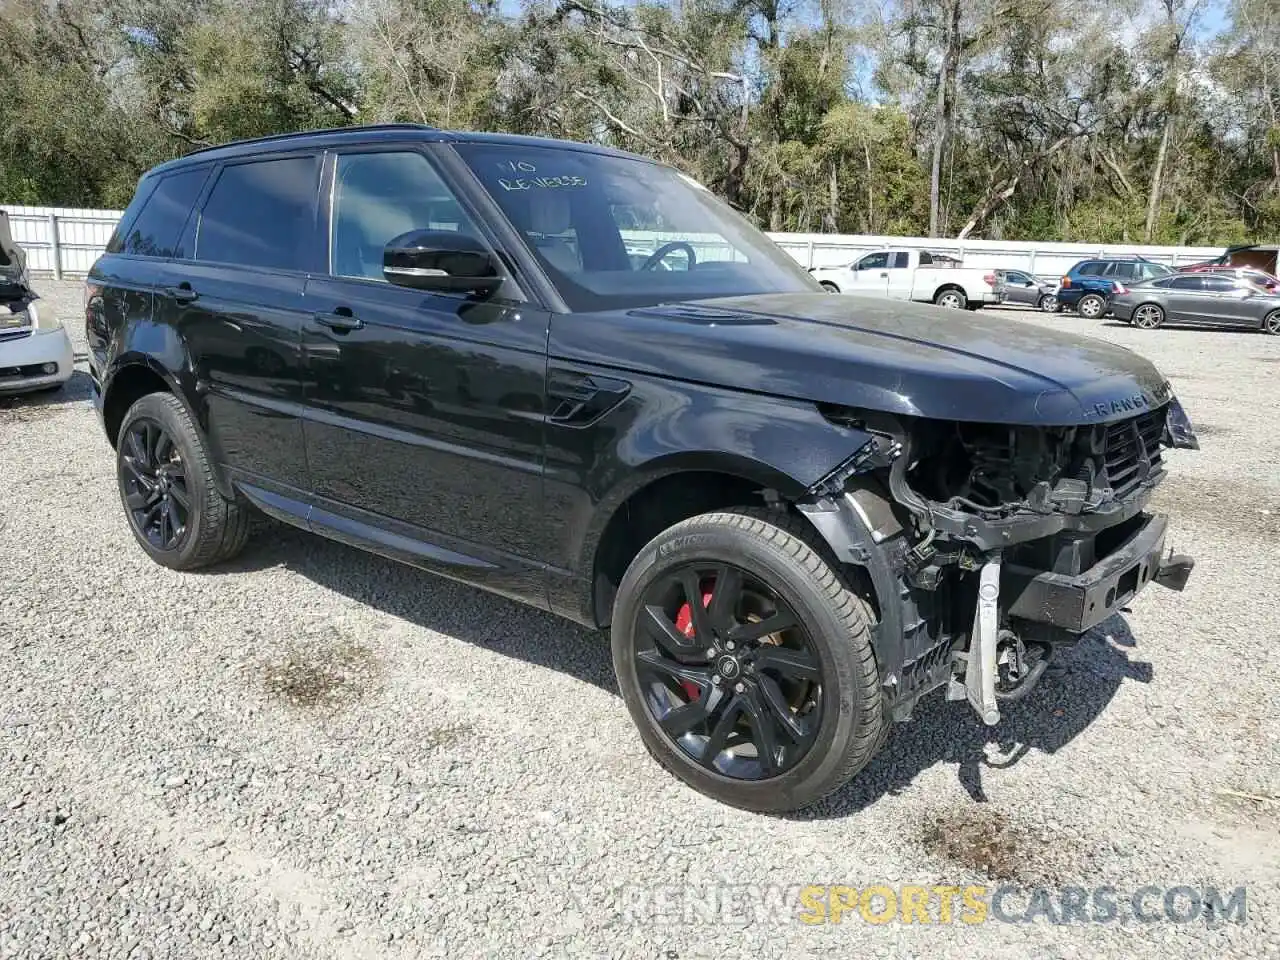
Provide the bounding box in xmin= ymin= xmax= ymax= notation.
xmin=87 ymin=125 xmax=1197 ymax=812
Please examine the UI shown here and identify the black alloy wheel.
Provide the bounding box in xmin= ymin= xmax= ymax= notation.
xmin=115 ymin=392 xmax=252 ymax=569
xmin=611 ymin=508 xmax=887 ymax=812
xmin=634 ymin=561 xmax=823 ymax=780
xmin=121 ymin=418 xmax=190 ymax=551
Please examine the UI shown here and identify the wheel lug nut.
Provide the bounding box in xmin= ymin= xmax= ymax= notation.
xmin=725 ymin=641 xmax=736 ymax=651
xmin=705 ymin=648 xmax=716 ymax=659
xmin=734 ymin=682 xmax=745 ymax=693
xmin=712 ymin=676 xmax=721 ymax=686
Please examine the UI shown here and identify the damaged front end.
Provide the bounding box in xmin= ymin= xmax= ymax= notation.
xmin=798 ymin=397 xmax=1198 ymax=725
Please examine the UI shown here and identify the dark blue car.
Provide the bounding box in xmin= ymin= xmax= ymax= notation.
xmin=1057 ymin=257 xmax=1174 ymax=318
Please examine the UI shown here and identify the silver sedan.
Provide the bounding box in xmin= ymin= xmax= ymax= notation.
xmin=1110 ymin=273 xmax=1280 ymax=334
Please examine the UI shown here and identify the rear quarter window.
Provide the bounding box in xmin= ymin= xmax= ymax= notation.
xmin=107 ymin=169 xmax=208 ymax=258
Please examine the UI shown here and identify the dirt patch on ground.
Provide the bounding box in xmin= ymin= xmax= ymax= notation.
xmin=422 ymin=723 xmax=473 ymax=751
xmin=263 ymin=639 xmax=381 ymax=712
xmin=1188 ymin=422 xmax=1230 ymax=438
xmin=918 ymin=807 xmax=1088 ymax=884
xmin=1149 ymin=475 xmax=1280 ymax=541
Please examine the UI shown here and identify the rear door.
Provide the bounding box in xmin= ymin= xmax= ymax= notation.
xmin=150 ymin=152 xmax=321 ymax=500
xmin=883 ymin=250 xmax=914 ymax=299
xmin=1162 ymin=275 xmax=1208 ymax=323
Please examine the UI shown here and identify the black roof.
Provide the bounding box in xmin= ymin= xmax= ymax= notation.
xmin=145 ymin=124 xmax=651 ymax=179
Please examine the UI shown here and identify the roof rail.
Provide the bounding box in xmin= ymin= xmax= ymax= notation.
xmin=182 ymin=123 xmax=438 ymax=158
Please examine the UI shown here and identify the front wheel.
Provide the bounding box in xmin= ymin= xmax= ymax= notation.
xmin=1077 ymin=294 xmax=1107 ymax=319
xmin=611 ymin=508 xmax=886 ymax=812
xmin=934 ymin=288 xmax=967 ymax=309
xmin=1133 ymin=304 xmax=1165 ymax=329
xmin=819 ymin=281 xmax=840 ymax=293
xmin=1263 ymin=310 xmax=1280 ymax=335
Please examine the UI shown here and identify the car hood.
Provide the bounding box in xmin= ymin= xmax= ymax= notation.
xmin=0 ymin=211 xmax=30 ymax=299
xmin=551 ymin=293 xmax=1172 ymax=426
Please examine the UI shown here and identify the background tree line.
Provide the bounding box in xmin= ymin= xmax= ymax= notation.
xmin=2 ymin=0 xmax=1277 ymax=245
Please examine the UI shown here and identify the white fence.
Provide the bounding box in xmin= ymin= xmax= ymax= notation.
xmin=2 ymin=204 xmax=125 ymax=277
xmin=2 ymin=203 xmax=1227 ymax=280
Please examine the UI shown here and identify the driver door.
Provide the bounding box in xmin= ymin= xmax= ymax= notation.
xmin=299 ymin=145 xmax=552 ymax=591
xmin=849 ymin=251 xmax=891 ymax=295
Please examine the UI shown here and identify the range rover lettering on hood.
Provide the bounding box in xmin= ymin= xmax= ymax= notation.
xmin=1083 ymin=381 xmax=1173 ymax=419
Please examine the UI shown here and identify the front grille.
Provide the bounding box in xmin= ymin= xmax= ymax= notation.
xmin=1103 ymin=408 xmax=1165 ymax=497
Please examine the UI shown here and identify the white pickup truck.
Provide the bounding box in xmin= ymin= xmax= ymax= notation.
xmin=808 ymin=248 xmax=1005 ymax=309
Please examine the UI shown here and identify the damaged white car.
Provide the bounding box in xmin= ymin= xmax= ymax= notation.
xmin=0 ymin=210 xmax=73 ymax=396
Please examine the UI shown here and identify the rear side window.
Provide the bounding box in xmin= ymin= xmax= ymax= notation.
xmin=196 ymin=156 xmax=319 ymax=271
xmin=1076 ymin=262 xmax=1104 ymax=276
xmin=918 ymin=251 xmax=933 ymax=265
xmin=890 ymin=251 xmax=910 ymax=268
xmin=1167 ymin=276 xmax=1203 ymax=290
xmin=111 ymin=170 xmax=208 ymax=258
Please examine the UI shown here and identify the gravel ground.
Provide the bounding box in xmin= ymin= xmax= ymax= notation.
xmin=2 ymin=279 xmax=1278 ymax=958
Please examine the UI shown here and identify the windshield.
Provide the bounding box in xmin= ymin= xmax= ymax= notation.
xmin=454 ymin=143 xmax=821 ymax=311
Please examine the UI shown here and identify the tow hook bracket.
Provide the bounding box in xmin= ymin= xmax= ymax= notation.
xmin=949 ymin=554 xmax=1002 ymax=726
xmin=1154 ymin=552 xmax=1194 ymax=592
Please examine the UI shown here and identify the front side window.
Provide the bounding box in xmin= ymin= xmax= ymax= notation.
xmin=856 ymin=252 xmax=890 ymax=271
xmin=330 ymin=151 xmax=482 ymax=282
xmin=116 ymin=169 xmax=208 ymax=259
xmin=1202 ymin=276 xmax=1235 ymax=293
xmin=196 ymin=156 xmax=319 ymax=271
xmin=1140 ymin=262 xmax=1172 ymax=280
xmin=453 ymin=143 xmax=819 ymax=311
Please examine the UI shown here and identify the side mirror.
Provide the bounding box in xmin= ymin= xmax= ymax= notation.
xmin=383 ymin=230 xmax=503 ymax=296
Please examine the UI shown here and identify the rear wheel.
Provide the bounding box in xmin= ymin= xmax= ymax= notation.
xmin=934 ymin=288 xmax=966 ymax=309
xmin=116 ymin=393 xmax=252 ymax=570
xmin=1263 ymin=310 xmax=1280 ymax=335
xmin=611 ymin=508 xmax=886 ymax=812
xmin=819 ymin=281 xmax=840 ymax=293
xmin=1133 ymin=304 xmax=1165 ymax=329
xmin=1077 ymin=294 xmax=1106 ymax=319
xmin=1038 ymin=294 xmax=1059 ymax=313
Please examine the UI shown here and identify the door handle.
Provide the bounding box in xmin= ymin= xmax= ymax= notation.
xmin=165 ymin=284 xmax=198 ymax=303
xmin=313 ymin=311 xmax=364 ymax=333
xmin=879 ymin=272 xmax=889 ymax=278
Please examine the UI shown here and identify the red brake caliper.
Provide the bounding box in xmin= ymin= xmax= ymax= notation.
xmin=674 ymin=581 xmax=715 ymax=702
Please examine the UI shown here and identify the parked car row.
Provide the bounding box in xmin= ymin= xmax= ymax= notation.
xmin=986 ymin=254 xmax=1280 ymax=334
